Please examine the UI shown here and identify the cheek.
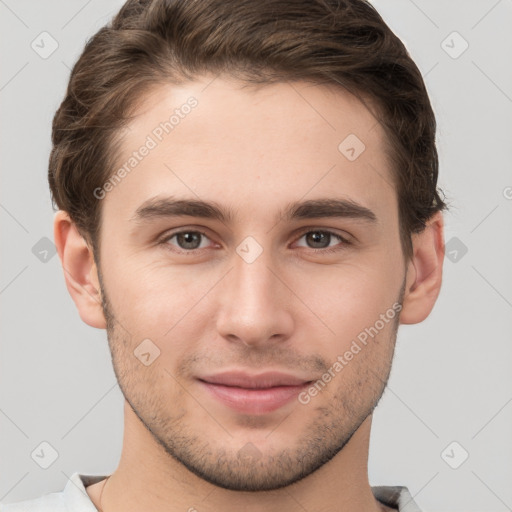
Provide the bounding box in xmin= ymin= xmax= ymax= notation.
xmin=103 ymin=256 xmax=200 ymax=318
xmin=295 ymin=266 xmax=402 ymax=384
xmin=102 ymin=260 xmax=218 ymax=361
xmin=303 ymin=262 xmax=401 ymax=340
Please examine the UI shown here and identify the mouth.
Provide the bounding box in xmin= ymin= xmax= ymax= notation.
xmin=197 ymin=371 xmax=313 ymax=415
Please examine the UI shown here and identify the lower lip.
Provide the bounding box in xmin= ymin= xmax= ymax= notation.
xmin=199 ymin=381 xmax=310 ymax=414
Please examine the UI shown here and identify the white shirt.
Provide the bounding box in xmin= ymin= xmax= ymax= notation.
xmin=0 ymin=472 xmax=423 ymax=511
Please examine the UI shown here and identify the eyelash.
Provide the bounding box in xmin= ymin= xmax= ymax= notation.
xmin=159 ymin=228 xmax=351 ymax=255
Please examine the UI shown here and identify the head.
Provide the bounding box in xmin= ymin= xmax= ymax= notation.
xmin=51 ymin=0 xmax=446 ymax=492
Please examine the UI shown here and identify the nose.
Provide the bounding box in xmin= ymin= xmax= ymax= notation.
xmin=215 ymin=247 xmax=294 ymax=348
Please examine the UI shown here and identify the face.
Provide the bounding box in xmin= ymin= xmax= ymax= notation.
xmin=96 ymin=75 xmax=407 ymax=491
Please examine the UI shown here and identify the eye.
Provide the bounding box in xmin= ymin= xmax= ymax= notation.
xmin=161 ymin=230 xmax=214 ymax=252
xmin=294 ymin=229 xmax=350 ymax=253
xmin=159 ymin=228 xmax=351 ymax=255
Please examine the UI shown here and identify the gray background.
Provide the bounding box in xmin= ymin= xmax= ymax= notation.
xmin=1 ymin=1 xmax=511 ymax=511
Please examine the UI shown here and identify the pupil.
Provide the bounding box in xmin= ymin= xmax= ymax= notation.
xmin=179 ymin=232 xmax=200 ymax=249
xmin=308 ymin=232 xmax=328 ymax=248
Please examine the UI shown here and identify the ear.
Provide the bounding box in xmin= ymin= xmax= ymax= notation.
xmin=400 ymin=211 xmax=445 ymax=324
xmin=53 ymin=210 xmax=106 ymax=329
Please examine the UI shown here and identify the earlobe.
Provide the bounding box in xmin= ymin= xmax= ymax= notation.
xmin=399 ymin=211 xmax=445 ymax=325
xmin=53 ymin=210 xmax=107 ymax=329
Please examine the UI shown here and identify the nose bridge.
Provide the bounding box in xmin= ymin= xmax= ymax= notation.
xmin=232 ymin=244 xmax=277 ymax=306
xmin=215 ymin=240 xmax=293 ymax=345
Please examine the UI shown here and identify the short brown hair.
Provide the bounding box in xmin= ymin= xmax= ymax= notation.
xmin=49 ymin=0 xmax=447 ymax=262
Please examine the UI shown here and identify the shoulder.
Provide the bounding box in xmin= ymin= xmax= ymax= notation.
xmin=0 ymin=492 xmax=66 ymax=511
xmin=0 ymin=472 xmax=108 ymax=512
xmin=372 ymin=485 xmax=422 ymax=512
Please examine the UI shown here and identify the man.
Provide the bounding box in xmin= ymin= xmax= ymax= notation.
xmin=2 ymin=0 xmax=446 ymax=510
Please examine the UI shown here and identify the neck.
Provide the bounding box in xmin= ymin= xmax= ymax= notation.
xmin=97 ymin=401 xmax=386 ymax=512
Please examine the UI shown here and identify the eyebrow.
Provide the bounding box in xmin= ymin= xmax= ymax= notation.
xmin=131 ymin=196 xmax=378 ymax=225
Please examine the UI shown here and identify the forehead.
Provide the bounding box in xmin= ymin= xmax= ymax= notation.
xmin=125 ymin=76 xmax=385 ymax=153
xmin=102 ymin=76 xmax=396 ymax=227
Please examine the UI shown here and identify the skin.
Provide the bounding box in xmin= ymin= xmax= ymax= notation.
xmin=54 ymin=75 xmax=444 ymax=512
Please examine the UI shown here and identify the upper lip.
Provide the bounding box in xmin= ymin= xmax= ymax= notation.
xmin=198 ymin=371 xmax=311 ymax=389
